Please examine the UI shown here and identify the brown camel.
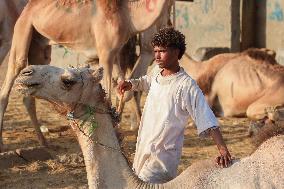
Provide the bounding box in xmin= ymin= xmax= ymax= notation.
xmin=0 ymin=0 xmax=174 ymax=152
xmin=179 ymin=48 xmax=281 ymax=120
xmin=15 ymin=65 xmax=284 ymax=189
xmin=0 ymin=0 xmax=28 ymax=65
xmin=125 ymin=49 xmax=284 ymax=130
xmin=113 ymin=5 xmax=172 ymax=131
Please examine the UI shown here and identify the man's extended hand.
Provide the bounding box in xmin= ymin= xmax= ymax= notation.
xmin=215 ymin=146 xmax=232 ymax=168
xmin=117 ymin=80 xmax=132 ymax=95
xmin=210 ymin=128 xmax=232 ymax=168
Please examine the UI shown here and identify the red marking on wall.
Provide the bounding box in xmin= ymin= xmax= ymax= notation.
xmin=146 ymin=0 xmax=158 ymax=12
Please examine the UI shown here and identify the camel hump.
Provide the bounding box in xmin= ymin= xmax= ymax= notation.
xmin=243 ymin=48 xmax=277 ymax=65
xmin=196 ymin=74 xmax=214 ymax=95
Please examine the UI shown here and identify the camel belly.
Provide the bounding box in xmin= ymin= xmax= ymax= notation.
xmin=31 ymin=1 xmax=96 ymax=50
xmin=213 ymin=63 xmax=265 ymax=116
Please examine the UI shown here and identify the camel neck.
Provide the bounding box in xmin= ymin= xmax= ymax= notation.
xmin=72 ymin=111 xmax=142 ymax=189
xmin=70 ymin=105 xmax=188 ymax=189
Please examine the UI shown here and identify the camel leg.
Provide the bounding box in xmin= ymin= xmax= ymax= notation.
xmin=0 ymin=15 xmax=13 ymax=66
xmin=0 ymin=43 xmax=11 ymax=66
xmin=22 ymin=96 xmax=47 ymax=146
xmin=0 ymin=13 xmax=33 ymax=152
xmin=98 ymin=51 xmax=117 ymax=102
xmin=22 ymin=34 xmax=51 ymax=147
xmin=246 ymin=89 xmax=284 ymax=120
xmin=129 ymin=91 xmax=142 ymax=131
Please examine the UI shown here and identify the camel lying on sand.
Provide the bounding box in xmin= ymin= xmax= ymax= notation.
xmin=180 ymin=48 xmax=282 ymax=120
xmin=15 ymin=65 xmax=284 ymax=189
xmin=124 ymin=48 xmax=280 ymax=130
xmin=0 ymin=0 xmax=174 ymax=152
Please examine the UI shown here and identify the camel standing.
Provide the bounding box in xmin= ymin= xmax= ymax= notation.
xmin=0 ymin=0 xmax=28 ymax=65
xmin=15 ymin=65 xmax=284 ymax=189
xmin=115 ymin=4 xmax=172 ymax=131
xmin=0 ymin=0 xmax=174 ymax=152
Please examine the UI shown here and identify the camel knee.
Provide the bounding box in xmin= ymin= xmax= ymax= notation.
xmin=246 ymin=106 xmax=266 ymax=120
xmin=5 ymin=57 xmax=27 ymax=78
xmin=15 ymin=58 xmax=28 ymax=72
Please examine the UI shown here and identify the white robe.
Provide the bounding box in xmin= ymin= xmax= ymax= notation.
xmin=130 ymin=67 xmax=218 ymax=183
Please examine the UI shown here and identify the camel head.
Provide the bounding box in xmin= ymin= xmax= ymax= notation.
xmin=15 ymin=65 xmax=105 ymax=109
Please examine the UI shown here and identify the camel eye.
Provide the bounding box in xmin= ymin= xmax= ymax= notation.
xmin=62 ymin=78 xmax=76 ymax=88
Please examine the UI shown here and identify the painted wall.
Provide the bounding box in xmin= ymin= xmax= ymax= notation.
xmin=175 ymin=0 xmax=240 ymax=56
xmin=255 ymin=0 xmax=284 ymax=64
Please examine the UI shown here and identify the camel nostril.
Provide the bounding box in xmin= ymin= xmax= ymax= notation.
xmin=21 ymin=68 xmax=34 ymax=76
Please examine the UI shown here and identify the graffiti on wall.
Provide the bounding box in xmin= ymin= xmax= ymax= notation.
xmin=268 ymin=0 xmax=283 ymax=21
xmin=175 ymin=4 xmax=190 ymax=29
xmin=175 ymin=2 xmax=224 ymax=32
xmin=145 ymin=0 xmax=157 ymax=12
xmin=201 ymin=0 xmax=213 ymax=14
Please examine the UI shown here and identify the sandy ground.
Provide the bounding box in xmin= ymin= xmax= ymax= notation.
xmin=0 ymin=49 xmax=256 ymax=189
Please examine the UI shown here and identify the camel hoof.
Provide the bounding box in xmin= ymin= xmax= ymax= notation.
xmin=40 ymin=125 xmax=49 ymax=133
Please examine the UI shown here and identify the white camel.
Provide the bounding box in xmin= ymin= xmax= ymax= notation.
xmin=0 ymin=0 xmax=174 ymax=152
xmin=15 ymin=65 xmax=284 ymax=189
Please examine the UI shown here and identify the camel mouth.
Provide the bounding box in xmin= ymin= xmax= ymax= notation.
xmin=15 ymin=82 xmax=41 ymax=95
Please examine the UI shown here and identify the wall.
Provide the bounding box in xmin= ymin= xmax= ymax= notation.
xmin=255 ymin=0 xmax=284 ymax=64
xmin=175 ymin=0 xmax=240 ymax=57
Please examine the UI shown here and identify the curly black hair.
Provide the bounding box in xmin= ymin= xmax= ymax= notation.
xmin=151 ymin=27 xmax=186 ymax=59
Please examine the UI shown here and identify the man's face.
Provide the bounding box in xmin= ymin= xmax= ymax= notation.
xmin=153 ymin=46 xmax=179 ymax=69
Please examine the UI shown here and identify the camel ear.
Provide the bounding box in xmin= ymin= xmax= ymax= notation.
xmin=92 ymin=67 xmax=104 ymax=82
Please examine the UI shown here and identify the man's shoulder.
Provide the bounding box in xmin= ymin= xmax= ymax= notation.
xmin=178 ymin=69 xmax=197 ymax=87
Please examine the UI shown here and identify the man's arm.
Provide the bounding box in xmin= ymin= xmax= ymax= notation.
xmin=117 ymin=75 xmax=151 ymax=95
xmin=210 ymin=128 xmax=232 ymax=168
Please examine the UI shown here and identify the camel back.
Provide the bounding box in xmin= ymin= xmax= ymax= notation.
xmin=244 ymin=48 xmax=284 ymax=73
xmin=196 ymin=54 xmax=237 ymax=95
xmin=242 ymin=48 xmax=277 ymax=65
xmin=197 ymin=48 xmax=284 ymax=95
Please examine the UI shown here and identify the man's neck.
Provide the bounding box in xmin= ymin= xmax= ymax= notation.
xmin=161 ymin=65 xmax=180 ymax=76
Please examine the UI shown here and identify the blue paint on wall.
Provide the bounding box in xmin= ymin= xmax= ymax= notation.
xmin=268 ymin=1 xmax=284 ymax=21
xmin=202 ymin=0 xmax=213 ymax=14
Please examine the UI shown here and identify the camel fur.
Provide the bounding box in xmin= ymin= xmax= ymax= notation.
xmin=180 ymin=48 xmax=282 ymax=120
xmin=15 ymin=65 xmax=284 ymax=189
xmin=0 ymin=0 xmax=28 ymax=65
xmin=0 ymin=0 xmax=174 ymax=152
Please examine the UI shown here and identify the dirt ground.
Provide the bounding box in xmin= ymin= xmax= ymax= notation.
xmin=0 ymin=58 xmax=256 ymax=189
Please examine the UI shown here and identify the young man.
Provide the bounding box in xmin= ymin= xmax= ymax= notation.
xmin=117 ymin=27 xmax=231 ymax=184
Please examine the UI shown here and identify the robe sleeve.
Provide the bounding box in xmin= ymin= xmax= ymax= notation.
xmin=128 ymin=75 xmax=152 ymax=93
xmin=181 ymin=81 xmax=219 ymax=137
